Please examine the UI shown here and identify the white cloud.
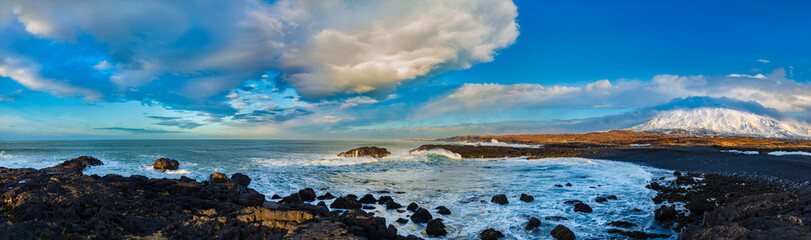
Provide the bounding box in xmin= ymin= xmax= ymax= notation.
xmin=420 ymin=69 xmax=811 ymax=117
xmin=4 ymin=0 xmax=519 ymax=103
xmin=757 ymin=59 xmax=770 ymax=63
xmin=0 ymin=56 xmax=101 ymax=101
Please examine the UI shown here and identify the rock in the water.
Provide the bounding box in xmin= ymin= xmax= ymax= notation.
xmin=550 ymin=225 xmax=575 ymax=240
xmin=410 ymin=208 xmax=432 ymax=223
xmin=564 ymin=200 xmax=583 ymax=205
xmin=377 ymin=196 xmax=394 ymax=204
xmin=407 ymin=202 xmax=419 ymax=211
xmin=654 ymin=205 xmax=676 ymax=222
xmin=298 ymin=188 xmax=317 ymax=202
xmin=209 ymin=172 xmax=230 ymax=184
xmin=595 ymin=197 xmax=608 ymax=203
xmin=555 ymin=184 xmax=563 ymax=187
xmin=565 ymin=182 xmax=572 ymax=187
xmin=426 ymin=219 xmax=447 ymax=236
xmin=480 ymin=228 xmax=505 ymax=240
xmin=362 ymin=205 xmax=376 ymax=210
xmin=151 ymin=158 xmax=179 ymax=172
xmin=44 ymin=156 xmax=103 ymax=173
xmin=330 ymin=197 xmax=362 ymax=209
xmin=271 ymin=194 xmax=282 ymax=199
xmin=396 ymin=218 xmax=409 ymax=224
xmin=317 ymin=192 xmax=336 ymax=200
xmin=385 ymin=200 xmax=402 ymax=210
xmin=436 ymin=206 xmax=451 ymax=215
xmin=574 ymin=203 xmax=593 ymax=213
xmin=520 ymin=193 xmax=534 ymax=202
xmin=230 ymin=173 xmax=251 ymax=187
xmin=605 ymin=195 xmax=617 ymax=200
xmin=359 ymin=194 xmax=377 ymax=204
xmin=491 ymin=194 xmax=509 ymax=205
xmin=338 ymin=146 xmax=391 ymax=158
xmin=545 ymin=216 xmax=568 ymax=221
xmin=606 ymin=221 xmax=638 ymax=228
xmin=281 ymin=193 xmax=303 ymax=205
xmin=525 ymin=217 xmax=541 ymax=230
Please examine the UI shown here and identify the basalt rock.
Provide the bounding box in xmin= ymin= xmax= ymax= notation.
xmin=360 ymin=194 xmax=377 ymax=204
xmin=520 ymin=193 xmax=534 ymax=202
xmin=425 ymin=219 xmax=447 ymax=236
xmin=209 ymin=172 xmax=230 ymax=184
xmin=480 ymin=228 xmax=504 ymax=240
xmin=407 ymin=202 xmax=419 ymax=211
xmin=230 ymin=173 xmax=251 ymax=187
xmin=298 ymin=188 xmax=317 ymax=202
xmin=410 ymin=208 xmax=432 ymax=223
xmin=317 ymin=192 xmax=336 ymax=200
xmin=491 ymin=194 xmax=509 ymax=205
xmin=606 ymin=221 xmax=638 ymax=228
xmin=550 ymin=225 xmax=575 ymax=240
xmin=330 ymin=197 xmax=362 ymax=210
xmin=43 ymin=155 xmax=103 ymax=173
xmin=574 ymin=202 xmax=593 ymax=213
xmin=654 ymin=205 xmax=676 ymax=222
xmin=525 ymin=217 xmax=541 ymax=230
xmin=151 ymin=158 xmax=179 ymax=172
xmin=0 ymin=158 xmax=419 ymax=239
xmin=385 ymin=200 xmax=402 ymax=210
xmin=338 ymin=146 xmax=391 ymax=158
xmin=436 ymin=206 xmax=451 ymax=215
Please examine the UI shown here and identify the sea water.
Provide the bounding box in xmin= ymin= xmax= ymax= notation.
xmin=0 ymin=140 xmax=675 ymax=239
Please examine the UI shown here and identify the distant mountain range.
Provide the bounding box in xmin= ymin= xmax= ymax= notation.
xmin=628 ymin=107 xmax=811 ymax=139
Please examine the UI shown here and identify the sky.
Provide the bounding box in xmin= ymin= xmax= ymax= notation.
xmin=1 ymin=0 xmax=810 ymax=140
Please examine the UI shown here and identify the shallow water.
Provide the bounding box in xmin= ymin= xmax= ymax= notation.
xmin=0 ymin=140 xmax=675 ymax=239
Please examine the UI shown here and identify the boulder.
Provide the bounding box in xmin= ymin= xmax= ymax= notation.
xmin=491 ymin=194 xmax=509 ymax=205
xmin=377 ymin=196 xmax=394 ymax=204
xmin=152 ymin=158 xmax=179 ymax=172
xmin=298 ymin=188 xmax=317 ymax=202
xmin=550 ymin=225 xmax=575 ymax=240
xmin=555 ymin=184 xmax=563 ymax=187
xmin=230 ymin=173 xmax=251 ymax=187
xmin=574 ymin=203 xmax=593 ymax=213
xmin=436 ymin=206 xmax=451 ymax=215
xmin=520 ymin=193 xmax=534 ymax=202
xmin=396 ymin=218 xmax=409 ymax=224
xmin=209 ymin=172 xmax=230 ymax=184
xmin=565 ymin=182 xmax=572 ymax=187
xmin=317 ymin=192 xmax=336 ymax=200
xmin=410 ymin=208 xmax=432 ymax=223
xmin=359 ymin=194 xmax=377 ymax=204
xmin=281 ymin=193 xmax=303 ymax=205
xmin=426 ymin=219 xmax=447 ymax=236
xmin=545 ymin=216 xmax=568 ymax=221
xmin=480 ymin=228 xmax=504 ymax=240
xmin=605 ymin=195 xmax=617 ymax=200
xmin=407 ymin=202 xmax=419 ymax=211
xmin=595 ymin=197 xmax=608 ymax=203
xmin=606 ymin=221 xmax=637 ymax=228
xmin=385 ymin=200 xmax=402 ymax=210
xmin=654 ymin=205 xmax=676 ymax=222
xmin=525 ymin=217 xmax=541 ymax=230
xmin=338 ymin=146 xmax=391 ymax=158
xmin=271 ymin=194 xmax=282 ymax=199
xmin=330 ymin=197 xmax=362 ymax=209
xmin=45 ymin=156 xmax=103 ymax=173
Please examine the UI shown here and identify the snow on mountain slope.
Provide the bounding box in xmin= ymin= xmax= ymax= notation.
xmin=629 ymin=107 xmax=811 ymax=139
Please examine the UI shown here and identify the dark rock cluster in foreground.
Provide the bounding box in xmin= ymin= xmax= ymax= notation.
xmin=0 ymin=156 xmax=417 ymax=239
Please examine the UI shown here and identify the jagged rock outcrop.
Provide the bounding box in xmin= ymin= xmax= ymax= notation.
xmin=152 ymin=158 xmax=179 ymax=172
xmin=338 ymin=147 xmax=391 ymax=158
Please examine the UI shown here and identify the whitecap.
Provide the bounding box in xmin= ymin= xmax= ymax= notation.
xmin=629 ymin=143 xmax=651 ymax=147
xmin=767 ymin=151 xmax=811 ymax=156
xmin=0 ymin=151 xmax=12 ymax=159
xmin=409 ymin=148 xmax=462 ymax=159
xmin=721 ymin=150 xmax=759 ymax=155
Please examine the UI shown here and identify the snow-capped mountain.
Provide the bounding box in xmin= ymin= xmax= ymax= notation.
xmin=629 ymin=107 xmax=811 ymax=139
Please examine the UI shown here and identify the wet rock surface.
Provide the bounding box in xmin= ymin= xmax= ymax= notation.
xmin=0 ymin=157 xmax=420 ymax=240
xmin=490 ymin=194 xmax=508 ymax=205
xmin=151 ymin=157 xmax=179 ymax=172
xmin=338 ymin=146 xmax=391 ymax=158
xmin=479 ymin=228 xmax=504 ymax=240
xmin=550 ymin=225 xmax=575 ymax=240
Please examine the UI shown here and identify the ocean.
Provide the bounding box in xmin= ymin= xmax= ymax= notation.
xmin=0 ymin=140 xmax=675 ymax=239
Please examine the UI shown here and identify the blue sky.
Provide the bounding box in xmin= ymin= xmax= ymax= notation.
xmin=1 ymin=0 xmax=810 ymax=139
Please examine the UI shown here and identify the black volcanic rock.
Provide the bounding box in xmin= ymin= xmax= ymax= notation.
xmin=43 ymin=156 xmax=103 ymax=173
xmin=330 ymin=197 xmax=362 ymax=209
xmin=410 ymin=208 xmax=432 ymax=223
xmin=359 ymin=194 xmax=377 ymax=204
xmin=520 ymin=193 xmax=534 ymax=202
xmin=607 ymin=229 xmax=670 ymax=239
xmin=338 ymin=146 xmax=391 ymax=158
xmin=606 ymin=221 xmax=638 ymax=228
xmin=574 ymin=203 xmax=593 ymax=213
xmin=377 ymin=196 xmax=394 ymax=204
xmin=385 ymin=200 xmax=402 ymax=210
xmin=407 ymin=202 xmax=419 ymax=211
xmin=436 ymin=206 xmax=451 ymax=215
xmin=525 ymin=217 xmax=541 ymax=230
xmin=426 ymin=219 xmax=447 ymax=236
xmin=298 ymin=188 xmax=317 ymax=202
xmin=230 ymin=173 xmax=251 ymax=187
xmin=151 ymin=158 xmax=179 ymax=172
xmin=654 ymin=205 xmax=676 ymax=222
xmin=209 ymin=172 xmax=230 ymax=184
xmin=480 ymin=228 xmax=504 ymax=240
xmin=550 ymin=225 xmax=575 ymax=240
xmin=317 ymin=192 xmax=336 ymax=200
xmin=491 ymin=194 xmax=508 ymax=205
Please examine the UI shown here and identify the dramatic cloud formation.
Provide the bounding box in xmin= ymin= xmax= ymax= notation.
xmin=0 ymin=0 xmax=519 ymax=118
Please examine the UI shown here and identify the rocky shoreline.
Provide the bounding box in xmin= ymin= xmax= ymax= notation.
xmin=0 ymin=156 xmax=419 ymax=239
